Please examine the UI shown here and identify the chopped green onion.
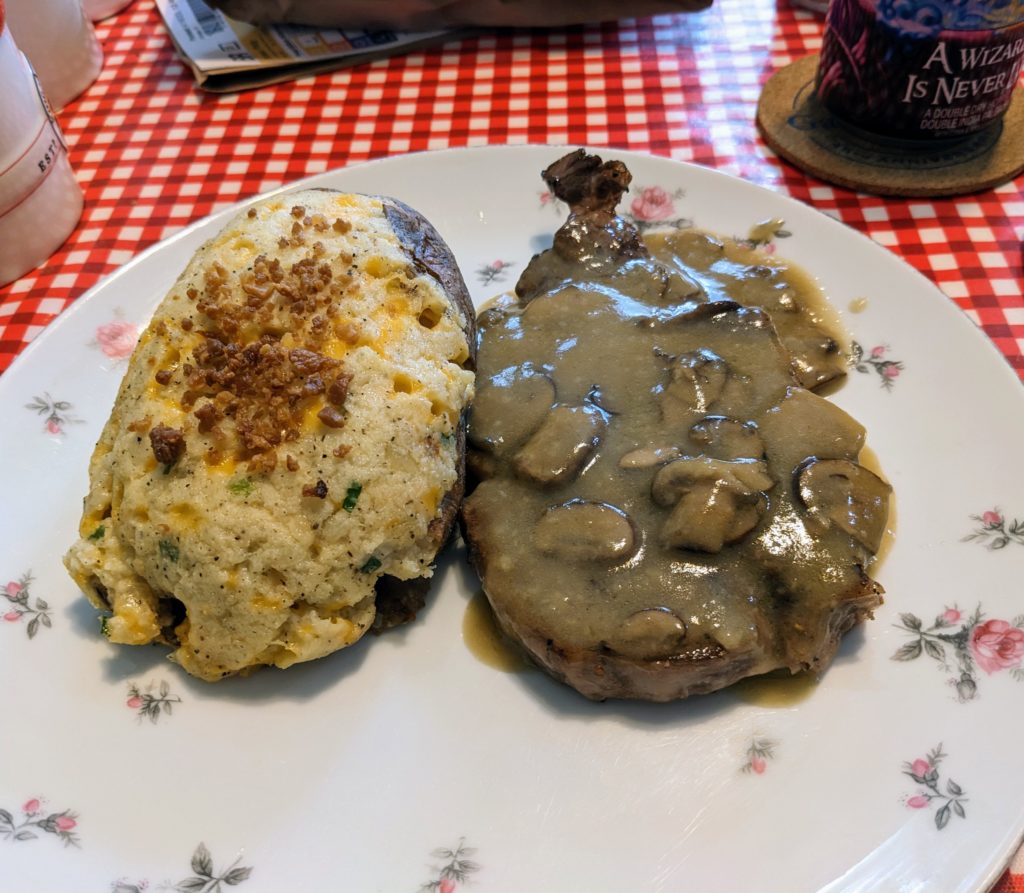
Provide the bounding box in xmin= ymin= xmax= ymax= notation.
xmin=100 ymin=616 xmax=110 ymax=638
xmin=159 ymin=540 xmax=180 ymax=563
xmin=229 ymin=477 xmax=254 ymax=496
xmin=343 ymin=482 xmax=362 ymax=512
xmin=88 ymin=524 xmax=106 ymax=541
xmin=359 ymin=556 xmax=382 ymax=574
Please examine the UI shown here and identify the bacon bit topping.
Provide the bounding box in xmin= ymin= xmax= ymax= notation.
xmin=181 ymin=319 xmax=194 ymax=331
xmin=286 ymin=454 xmax=299 ymax=472
xmin=187 ymin=288 xmax=198 ymax=299
xmin=184 ymin=331 xmax=341 ymax=464
xmin=150 ymin=425 xmax=185 ymax=465
xmin=242 ymin=280 xmax=275 ymax=304
xmin=335 ymin=320 xmax=360 ymax=344
xmin=327 ymin=372 xmax=353 ymax=407
xmin=278 ymin=237 xmax=288 ymax=249
xmin=155 ymin=369 xmax=173 ymax=386
xmin=291 ymin=205 xmax=306 ymax=219
xmin=311 ymin=214 xmax=328 ymax=232
xmin=302 ymin=479 xmax=328 ymax=498
xmin=194 ymin=401 xmax=218 ymax=433
xmin=303 ymin=375 xmax=325 ymax=396
xmin=332 ymin=444 xmax=351 ymax=459
xmin=127 ymin=416 xmax=152 ymax=434
xmin=289 ymin=348 xmax=332 ymax=375
xmin=248 ymin=451 xmax=277 ymax=474
xmin=317 ymin=406 xmax=346 ymax=428
xmin=247 ymin=208 xmax=257 ymax=218
xmin=332 ymin=218 xmax=350 ymax=234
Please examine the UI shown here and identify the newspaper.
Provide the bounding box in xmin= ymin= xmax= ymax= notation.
xmin=156 ymin=0 xmax=456 ymax=92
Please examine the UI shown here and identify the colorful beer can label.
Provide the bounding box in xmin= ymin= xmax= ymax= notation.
xmin=817 ymin=0 xmax=1024 ymax=139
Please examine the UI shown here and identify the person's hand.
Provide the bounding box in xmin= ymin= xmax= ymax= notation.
xmin=205 ymin=0 xmax=713 ymax=30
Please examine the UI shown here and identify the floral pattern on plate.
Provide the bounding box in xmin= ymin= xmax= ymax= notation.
xmin=475 ymin=260 xmax=515 ymax=287
xmin=892 ymin=605 xmax=1024 ymax=700
xmin=734 ymin=218 xmax=792 ymax=253
xmin=902 ymin=745 xmax=968 ymax=830
xmin=92 ymin=312 xmax=139 ymax=360
xmin=624 ymin=185 xmax=692 ymax=232
xmin=1 ymin=799 xmax=79 ymax=847
xmin=963 ymin=509 xmax=1024 ymax=550
xmin=126 ymin=679 xmax=182 ymax=724
xmin=418 ymin=839 xmax=480 ymax=892
xmin=25 ymin=392 xmax=82 ymax=434
xmin=3 ymin=571 xmax=52 ymax=638
xmin=849 ymin=341 xmax=903 ymax=389
xmin=113 ymin=843 xmax=253 ymax=893
xmin=540 ymin=183 xmax=693 ymax=232
xmin=740 ymin=737 xmax=778 ymax=775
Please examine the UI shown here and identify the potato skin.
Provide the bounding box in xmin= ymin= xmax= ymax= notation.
xmin=65 ymin=189 xmax=476 ymax=680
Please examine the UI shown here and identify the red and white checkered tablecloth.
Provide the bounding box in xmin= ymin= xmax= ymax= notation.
xmin=0 ymin=0 xmax=1022 ymax=886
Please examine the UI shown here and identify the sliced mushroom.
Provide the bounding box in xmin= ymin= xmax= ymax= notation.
xmin=533 ymin=500 xmax=635 ymax=563
xmin=759 ymin=387 xmax=865 ymax=469
xmin=652 ymin=457 xmax=774 ymax=552
xmin=690 ymin=416 xmax=764 ymax=460
xmin=659 ymin=349 xmax=729 ymax=423
xmin=786 ymin=333 xmax=844 ymax=391
xmin=468 ymin=366 xmax=555 ymax=455
xmin=513 ymin=403 xmax=608 ymax=486
xmin=796 ymin=458 xmax=891 ymax=552
xmin=619 ymin=444 xmax=683 ymax=469
xmin=606 ymin=607 xmax=687 ymax=660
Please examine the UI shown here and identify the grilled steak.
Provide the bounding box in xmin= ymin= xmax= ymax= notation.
xmin=461 ymin=150 xmax=888 ymax=701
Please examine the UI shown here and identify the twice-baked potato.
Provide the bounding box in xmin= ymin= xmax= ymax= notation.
xmin=65 ymin=189 xmax=475 ymax=680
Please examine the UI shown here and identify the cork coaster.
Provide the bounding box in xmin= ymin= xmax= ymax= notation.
xmin=757 ymin=54 xmax=1024 ymax=197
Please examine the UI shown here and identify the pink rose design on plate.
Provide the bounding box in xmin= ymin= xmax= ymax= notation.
xmin=0 ymin=799 xmax=80 ymax=846
xmin=850 ymin=341 xmax=904 ymax=390
xmin=964 ymin=508 xmax=1024 ymax=549
xmin=970 ymin=619 xmax=1024 ymax=674
xmin=95 ymin=320 xmax=138 ymax=359
xmin=895 ymin=604 xmax=1024 ymax=700
xmin=630 ymin=186 xmax=676 ymax=222
xmin=740 ymin=736 xmax=776 ymax=774
xmin=902 ymin=744 xmax=967 ymax=829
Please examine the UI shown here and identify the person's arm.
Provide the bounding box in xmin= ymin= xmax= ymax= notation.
xmin=205 ymin=0 xmax=712 ymax=30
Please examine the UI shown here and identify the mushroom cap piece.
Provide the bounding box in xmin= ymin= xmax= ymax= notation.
xmin=652 ymin=457 xmax=775 ymax=552
xmin=533 ymin=499 xmax=636 ymax=563
xmin=796 ymin=458 xmax=892 ymax=553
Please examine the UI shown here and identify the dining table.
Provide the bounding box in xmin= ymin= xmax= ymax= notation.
xmin=0 ymin=0 xmax=1021 ymax=890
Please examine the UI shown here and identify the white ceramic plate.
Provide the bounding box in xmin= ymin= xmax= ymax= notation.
xmin=3 ymin=146 xmax=1024 ymax=893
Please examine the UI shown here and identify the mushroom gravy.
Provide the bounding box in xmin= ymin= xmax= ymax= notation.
xmin=464 ymin=224 xmax=891 ymax=699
